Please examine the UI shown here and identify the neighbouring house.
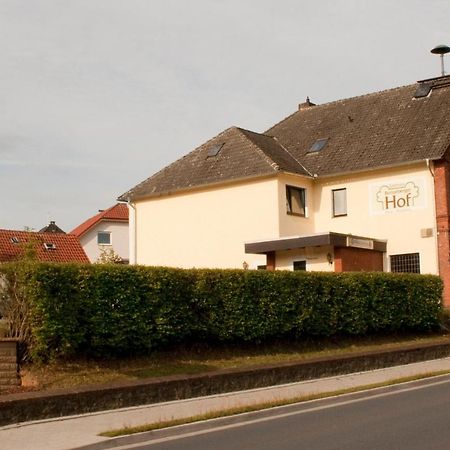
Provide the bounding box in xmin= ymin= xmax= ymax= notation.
xmin=39 ymin=221 xmax=66 ymax=234
xmin=119 ymin=75 xmax=450 ymax=307
xmin=0 ymin=229 xmax=89 ymax=263
xmin=71 ymin=203 xmax=129 ymax=263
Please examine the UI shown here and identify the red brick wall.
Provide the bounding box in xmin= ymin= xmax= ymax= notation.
xmin=433 ymin=160 xmax=450 ymax=307
xmin=266 ymin=252 xmax=276 ymax=271
xmin=334 ymin=247 xmax=383 ymax=272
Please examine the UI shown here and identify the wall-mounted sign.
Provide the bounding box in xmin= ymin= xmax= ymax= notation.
xmin=369 ymin=178 xmax=427 ymax=215
xmin=347 ymin=237 xmax=374 ymax=249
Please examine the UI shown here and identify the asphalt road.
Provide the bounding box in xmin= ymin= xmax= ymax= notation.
xmin=100 ymin=374 xmax=450 ymax=450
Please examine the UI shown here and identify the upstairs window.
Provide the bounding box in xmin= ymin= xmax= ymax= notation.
xmin=332 ymin=188 xmax=347 ymax=217
xmin=286 ymin=185 xmax=306 ymax=216
xmin=390 ymin=253 xmax=420 ymax=274
xmin=97 ymin=231 xmax=112 ymax=246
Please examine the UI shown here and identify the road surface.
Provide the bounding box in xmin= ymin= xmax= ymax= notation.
xmin=104 ymin=374 xmax=450 ymax=450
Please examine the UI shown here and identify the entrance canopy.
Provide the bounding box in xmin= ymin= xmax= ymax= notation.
xmin=245 ymin=232 xmax=386 ymax=254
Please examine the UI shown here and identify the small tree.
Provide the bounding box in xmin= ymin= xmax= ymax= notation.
xmin=0 ymin=238 xmax=39 ymax=360
xmin=96 ymin=247 xmax=123 ymax=264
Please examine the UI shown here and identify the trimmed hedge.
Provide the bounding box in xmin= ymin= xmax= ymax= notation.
xmin=0 ymin=263 xmax=443 ymax=361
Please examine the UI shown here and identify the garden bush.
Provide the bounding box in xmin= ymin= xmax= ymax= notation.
xmin=0 ymin=263 xmax=443 ymax=362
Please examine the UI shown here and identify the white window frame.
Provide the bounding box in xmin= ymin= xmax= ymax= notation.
xmin=332 ymin=188 xmax=347 ymax=217
xmin=97 ymin=231 xmax=112 ymax=246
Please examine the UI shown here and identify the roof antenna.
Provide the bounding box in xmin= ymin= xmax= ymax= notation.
xmin=430 ymin=45 xmax=450 ymax=76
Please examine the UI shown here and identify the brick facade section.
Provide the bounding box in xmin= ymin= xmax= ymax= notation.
xmin=334 ymin=247 xmax=384 ymax=272
xmin=266 ymin=252 xmax=276 ymax=271
xmin=433 ymin=160 xmax=450 ymax=308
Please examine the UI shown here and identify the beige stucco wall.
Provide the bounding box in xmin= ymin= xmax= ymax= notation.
xmin=134 ymin=162 xmax=438 ymax=274
xmin=277 ymin=174 xmax=316 ymax=237
xmin=275 ymin=246 xmax=334 ymax=272
xmin=79 ymin=221 xmax=129 ymax=263
xmin=135 ymin=177 xmax=280 ymax=269
xmin=312 ymin=163 xmax=438 ymax=274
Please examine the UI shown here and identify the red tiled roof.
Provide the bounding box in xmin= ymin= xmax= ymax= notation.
xmin=70 ymin=203 xmax=128 ymax=237
xmin=0 ymin=229 xmax=90 ymax=264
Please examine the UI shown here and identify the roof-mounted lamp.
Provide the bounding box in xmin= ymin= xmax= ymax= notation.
xmin=431 ymin=44 xmax=450 ymax=76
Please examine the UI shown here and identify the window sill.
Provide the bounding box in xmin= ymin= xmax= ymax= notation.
xmin=287 ymin=212 xmax=306 ymax=217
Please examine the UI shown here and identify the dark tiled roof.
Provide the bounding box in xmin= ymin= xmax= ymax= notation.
xmin=267 ymin=76 xmax=450 ymax=176
xmin=39 ymin=221 xmax=66 ymax=234
xmin=71 ymin=203 xmax=128 ymax=237
xmin=0 ymin=229 xmax=89 ymax=264
xmin=119 ymin=127 xmax=310 ymax=201
xmin=121 ymin=76 xmax=450 ymax=200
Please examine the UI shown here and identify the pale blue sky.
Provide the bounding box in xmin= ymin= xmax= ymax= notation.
xmin=0 ymin=0 xmax=448 ymax=231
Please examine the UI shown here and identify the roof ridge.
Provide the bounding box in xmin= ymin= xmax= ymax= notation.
xmin=0 ymin=228 xmax=64 ymax=236
xmin=272 ymin=136 xmax=314 ymax=177
xmin=235 ymin=128 xmax=282 ymax=172
xmin=238 ymin=127 xmax=313 ymax=177
xmin=266 ymin=81 xmax=417 ymax=134
xmin=235 ymin=126 xmax=275 ymax=139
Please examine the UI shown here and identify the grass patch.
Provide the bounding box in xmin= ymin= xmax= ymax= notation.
xmin=19 ymin=332 xmax=450 ymax=391
xmin=100 ymin=370 xmax=450 ymax=438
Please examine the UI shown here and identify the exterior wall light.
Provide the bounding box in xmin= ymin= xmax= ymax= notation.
xmin=327 ymin=252 xmax=333 ymax=265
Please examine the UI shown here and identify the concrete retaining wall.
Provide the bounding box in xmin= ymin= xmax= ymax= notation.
xmin=0 ymin=339 xmax=449 ymax=426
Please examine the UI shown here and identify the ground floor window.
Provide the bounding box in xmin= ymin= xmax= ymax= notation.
xmin=390 ymin=253 xmax=420 ymax=273
xmin=293 ymin=260 xmax=306 ymax=271
xmin=257 ymin=265 xmax=267 ymax=270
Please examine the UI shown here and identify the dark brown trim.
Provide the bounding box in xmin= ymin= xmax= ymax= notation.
xmin=245 ymin=232 xmax=386 ymax=255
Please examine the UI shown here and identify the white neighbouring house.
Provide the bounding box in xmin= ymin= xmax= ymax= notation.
xmin=119 ymin=76 xmax=450 ymax=307
xmin=71 ymin=203 xmax=129 ymax=263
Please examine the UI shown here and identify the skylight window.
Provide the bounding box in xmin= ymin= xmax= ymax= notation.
xmin=207 ymin=143 xmax=224 ymax=158
xmin=414 ymin=83 xmax=432 ymax=99
xmin=43 ymin=243 xmax=56 ymax=250
xmin=10 ymin=237 xmax=20 ymax=244
xmin=308 ymin=138 xmax=328 ymax=153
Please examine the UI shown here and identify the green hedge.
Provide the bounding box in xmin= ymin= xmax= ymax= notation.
xmin=0 ymin=263 xmax=443 ymax=361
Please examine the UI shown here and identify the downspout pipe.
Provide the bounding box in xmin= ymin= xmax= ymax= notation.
xmin=426 ymin=159 xmax=440 ymax=278
xmin=127 ymin=199 xmax=137 ymax=265
xmin=118 ymin=198 xmax=137 ymax=265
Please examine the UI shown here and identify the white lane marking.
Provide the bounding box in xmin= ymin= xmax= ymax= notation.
xmin=110 ymin=375 xmax=450 ymax=449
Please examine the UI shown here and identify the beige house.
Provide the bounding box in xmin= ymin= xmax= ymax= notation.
xmin=120 ymin=75 xmax=450 ymax=306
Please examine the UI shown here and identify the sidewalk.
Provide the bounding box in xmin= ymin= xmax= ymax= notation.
xmin=1 ymin=357 xmax=450 ymax=450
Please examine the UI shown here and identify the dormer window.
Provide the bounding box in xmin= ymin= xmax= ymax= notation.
xmin=44 ymin=243 xmax=56 ymax=250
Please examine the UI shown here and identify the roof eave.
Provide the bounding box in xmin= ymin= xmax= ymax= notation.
xmin=313 ymin=158 xmax=438 ymax=180
xmin=119 ymin=170 xmax=314 ymax=203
